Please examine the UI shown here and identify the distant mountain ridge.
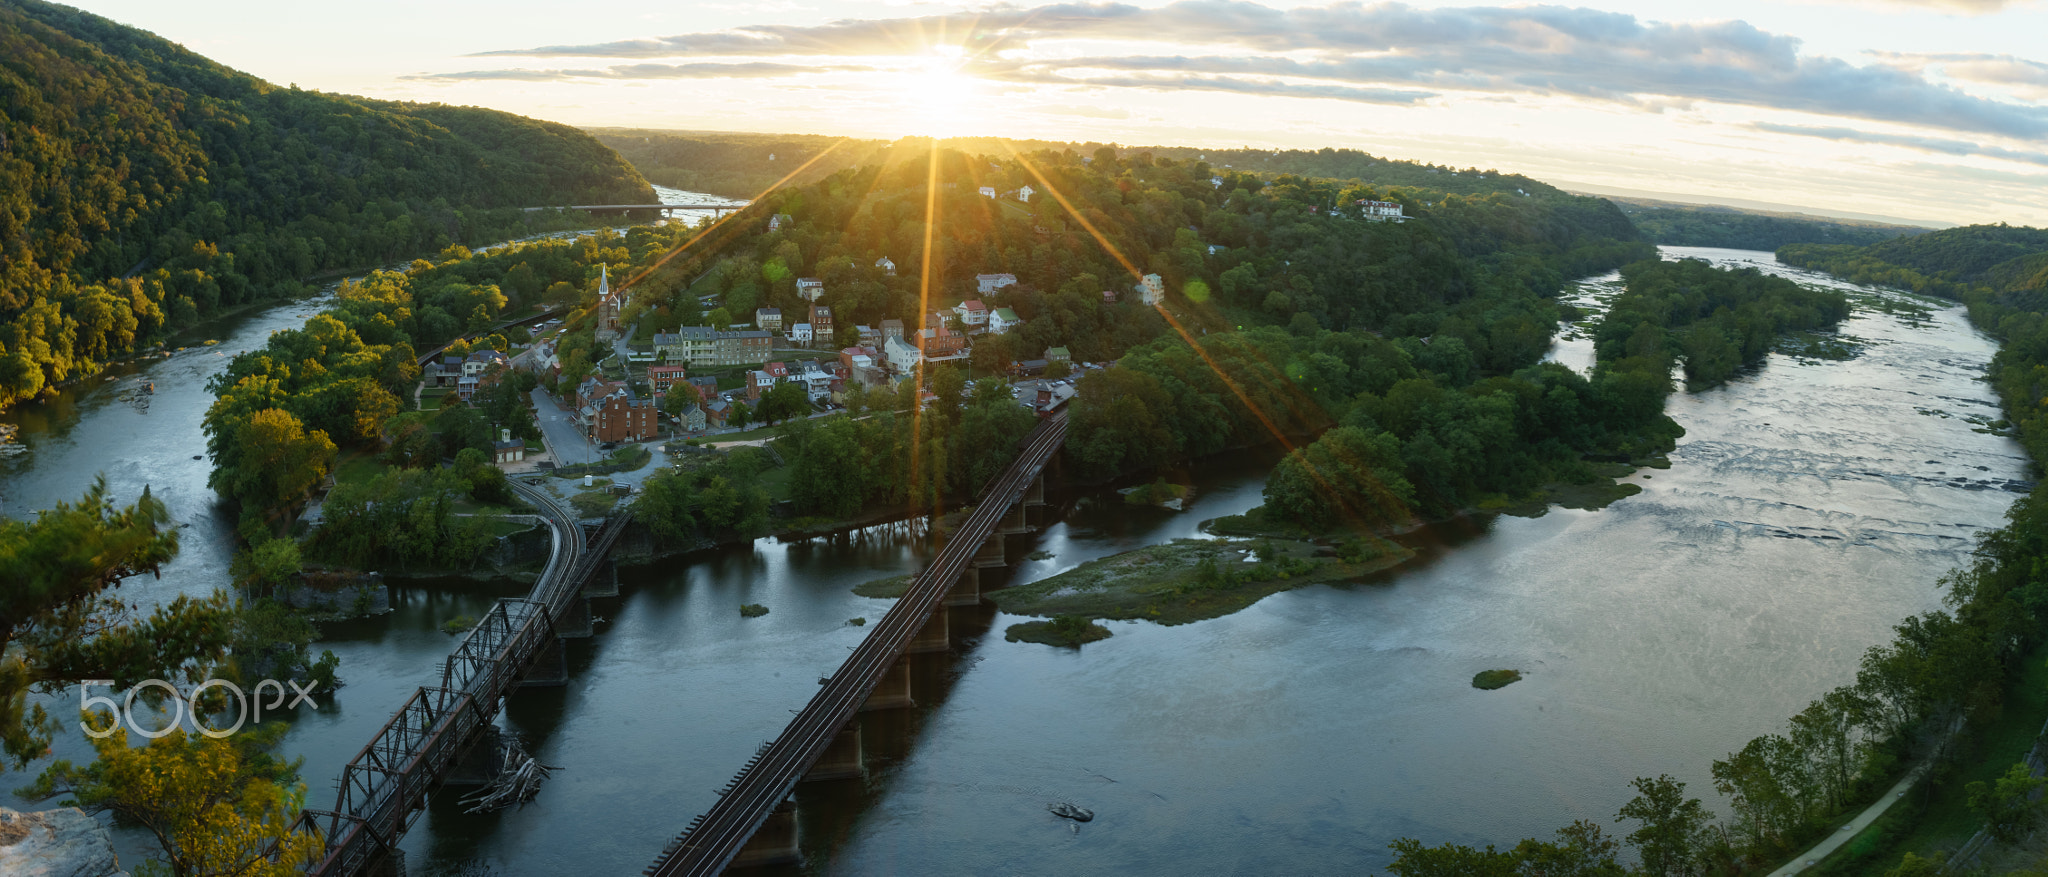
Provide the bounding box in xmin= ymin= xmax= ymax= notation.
xmin=0 ymin=0 xmax=652 ymax=409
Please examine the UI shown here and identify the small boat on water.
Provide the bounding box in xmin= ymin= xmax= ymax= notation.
xmin=1047 ymin=802 xmax=1093 ymax=822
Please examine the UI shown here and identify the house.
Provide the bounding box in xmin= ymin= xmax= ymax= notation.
xmin=1046 ymin=346 xmax=1072 ymax=364
xmin=809 ymin=304 xmax=834 ymax=342
xmin=746 ymin=369 xmax=776 ymax=400
xmin=494 ymin=438 xmax=525 ymax=466
xmin=703 ymin=398 xmax=732 ymax=427
xmin=856 ymin=325 xmax=881 ymax=347
xmin=884 ymin=336 xmax=923 ymax=372
xmin=1211 ymin=176 xmax=1225 ymax=188
xmin=457 ymin=375 xmax=481 ymax=403
xmin=686 ymin=376 xmax=720 ymax=402
xmin=875 ymin=256 xmax=896 ymax=276
xmin=674 ymin=403 xmax=707 ymax=432
xmin=1015 ymin=358 xmax=1048 ymax=377
xmin=1016 ymin=185 xmax=1034 ymax=202
xmin=953 ymin=300 xmax=989 ymax=328
xmin=796 ymin=277 xmax=824 ymax=301
xmin=713 ymin=329 xmax=773 ymax=365
xmin=434 ymin=354 xmax=465 ymax=387
xmin=990 ymin=307 xmax=1022 ymax=334
xmin=585 ymin=386 xmax=661 ymax=443
xmin=755 ymin=308 xmax=783 ymax=331
xmin=768 ymin=213 xmax=793 ymax=231
xmin=765 ymin=361 xmax=790 ymax=380
xmin=796 ymin=360 xmax=834 ymax=401
xmin=881 ymin=318 xmax=906 ymax=340
xmin=1137 ymin=273 xmax=1166 ymax=306
xmin=918 ymin=324 xmax=966 ymax=358
xmin=979 ymin=186 xmax=997 ymax=198
xmin=1359 ymin=199 xmax=1406 ymax=222
xmin=462 ymin=350 xmax=508 ymax=377
xmin=574 ymin=376 xmax=622 ymax=410
xmin=523 ymin=342 xmax=559 ymax=379
xmin=790 ymin=322 xmax=814 ymax=346
xmin=647 ymin=363 xmax=688 ymax=394
xmin=1207 ymin=244 xmax=1227 ymax=255
xmin=976 ymin=273 xmax=1018 ymax=295
xmin=1101 ymin=289 xmax=1118 ymax=304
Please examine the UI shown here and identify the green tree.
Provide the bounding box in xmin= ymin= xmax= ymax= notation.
xmin=756 ymin=381 xmax=811 ymax=425
xmin=1968 ymin=762 xmax=2048 ymax=842
xmin=1616 ymin=775 xmax=1713 ymax=877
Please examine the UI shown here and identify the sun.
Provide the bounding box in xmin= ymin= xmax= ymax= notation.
xmin=899 ymin=48 xmax=981 ymax=136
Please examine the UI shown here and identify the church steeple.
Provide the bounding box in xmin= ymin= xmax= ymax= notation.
xmin=599 ymin=263 xmax=609 ymax=296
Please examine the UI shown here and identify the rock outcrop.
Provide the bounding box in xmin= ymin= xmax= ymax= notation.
xmin=0 ymin=807 xmax=127 ymax=877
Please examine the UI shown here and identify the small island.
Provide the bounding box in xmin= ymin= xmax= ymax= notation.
xmin=989 ymin=536 xmax=1414 ymax=626
xmin=1472 ymin=669 xmax=1523 ymax=690
xmin=1005 ymin=615 xmax=1113 ymax=647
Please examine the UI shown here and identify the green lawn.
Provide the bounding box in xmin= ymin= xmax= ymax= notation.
xmin=332 ymin=454 xmax=387 ymax=489
xmin=419 ymin=388 xmax=451 ymax=411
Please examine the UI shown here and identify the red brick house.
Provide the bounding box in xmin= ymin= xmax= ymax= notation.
xmin=648 ymin=364 xmax=688 ymax=393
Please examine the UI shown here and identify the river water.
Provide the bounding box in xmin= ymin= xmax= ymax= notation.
xmin=0 ymin=246 xmax=2028 ymax=874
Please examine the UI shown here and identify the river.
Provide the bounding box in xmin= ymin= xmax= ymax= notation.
xmin=0 ymin=246 xmax=2028 ymax=874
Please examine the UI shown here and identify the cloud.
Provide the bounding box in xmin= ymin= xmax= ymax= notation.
xmin=1032 ymin=103 xmax=1133 ymax=118
xmin=451 ymin=1 xmax=2048 ymax=139
xmin=1751 ymin=122 xmax=2048 ymax=167
xmin=404 ymin=62 xmax=861 ymax=82
xmin=1872 ymin=51 xmax=2048 ymax=97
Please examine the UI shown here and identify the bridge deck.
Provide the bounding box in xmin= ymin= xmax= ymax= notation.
xmin=645 ymin=411 xmax=1068 ymax=877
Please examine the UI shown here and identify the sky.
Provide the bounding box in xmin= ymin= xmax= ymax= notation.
xmin=71 ymin=0 xmax=2048 ymax=227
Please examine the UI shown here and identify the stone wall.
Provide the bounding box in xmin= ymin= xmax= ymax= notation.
xmin=279 ymin=570 xmax=389 ymax=616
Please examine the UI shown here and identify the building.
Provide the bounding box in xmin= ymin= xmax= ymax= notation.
xmin=1101 ymin=289 xmax=1118 ymax=304
xmin=647 ymin=363 xmax=688 ymax=394
xmin=1137 ymin=273 xmax=1166 ymax=306
xmin=1016 ymin=185 xmax=1034 ymax=202
xmin=809 ymin=304 xmax=834 ymax=342
xmin=881 ymin=318 xmax=906 ymax=340
xmin=584 ymin=386 xmax=661 ymax=443
xmin=856 ymin=325 xmax=882 ymax=347
xmin=990 ymin=307 xmax=1023 ymax=335
xmin=790 ymin=323 xmax=813 ymax=346
xmin=979 ymin=186 xmax=997 ymax=198
xmin=658 ymin=328 xmax=771 ymax=366
xmin=462 ymin=349 xmax=508 ymax=377
xmin=875 ymin=256 xmax=896 ymax=275
xmin=574 ymin=376 xmax=622 ymax=410
xmin=755 ymin=308 xmax=783 ymax=331
xmin=953 ymin=300 xmax=988 ymax=328
xmin=746 ymin=368 xmax=776 ymax=400
xmin=457 ymin=375 xmax=481 ymax=403
xmin=703 ymin=398 xmax=732 ymax=427
xmin=493 ymin=429 xmax=525 ymax=466
xmin=674 ymin=403 xmax=707 ymax=432
xmin=433 ymin=354 xmax=465 ymax=387
xmin=593 ymin=265 xmax=624 ymax=340
xmin=796 ymin=277 xmax=824 ymax=302
xmin=976 ymin=273 xmax=1018 ymax=295
xmin=795 ymin=360 xmax=834 ymax=401
xmin=839 ymin=345 xmax=879 ymax=375
xmin=1046 ymin=346 xmax=1072 ymax=364
xmin=768 ymin=213 xmax=792 ymax=231
xmin=919 ymin=324 xmax=966 ymax=358
xmin=884 ymin=336 xmax=923 ymax=373
xmin=1359 ymin=199 xmax=1406 ymax=222
xmin=686 ymin=376 xmax=720 ymax=402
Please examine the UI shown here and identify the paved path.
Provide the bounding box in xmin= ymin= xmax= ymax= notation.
xmin=1767 ymin=765 xmax=1927 ymax=876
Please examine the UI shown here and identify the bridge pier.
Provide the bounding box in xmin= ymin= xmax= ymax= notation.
xmin=516 ymin=639 xmax=568 ymax=688
xmin=943 ymin=567 xmax=981 ymax=608
xmin=906 ymin=609 xmax=949 ymax=654
xmin=556 ymin=597 xmax=594 ymax=639
xmin=729 ymin=797 xmax=801 ymax=869
xmin=998 ymin=502 xmax=1029 ymax=536
xmin=1025 ymin=473 xmax=1046 ymax=507
xmin=803 ymin=723 xmax=863 ymax=782
xmin=972 ymin=532 xmax=1006 ymax=568
xmin=582 ymin=561 xmax=619 ymax=598
xmin=860 ymin=660 xmax=915 ymax=712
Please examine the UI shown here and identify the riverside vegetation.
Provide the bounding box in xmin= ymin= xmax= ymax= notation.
xmin=1384 ymin=229 xmax=2048 ymax=874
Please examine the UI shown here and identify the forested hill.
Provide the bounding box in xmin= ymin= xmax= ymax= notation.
xmin=0 ymin=0 xmax=652 ymax=410
xmin=1607 ymin=197 xmax=1928 ymax=251
xmin=591 ymin=129 xmax=1568 ymax=203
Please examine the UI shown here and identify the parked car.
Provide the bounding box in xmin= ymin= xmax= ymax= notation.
xmin=598 ymin=441 xmax=618 ymax=451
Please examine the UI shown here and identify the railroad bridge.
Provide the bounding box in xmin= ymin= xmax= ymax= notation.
xmin=644 ymin=410 xmax=1069 ymax=876
xmin=290 ymin=481 xmax=627 ymax=876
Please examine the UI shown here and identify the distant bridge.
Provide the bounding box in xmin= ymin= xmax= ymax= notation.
xmin=290 ymin=482 xmax=630 ymax=876
xmin=523 ymin=204 xmax=747 ymax=215
xmin=644 ymin=410 xmax=1068 ymax=875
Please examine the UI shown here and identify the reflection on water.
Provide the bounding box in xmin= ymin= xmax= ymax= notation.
xmin=0 ymin=247 xmax=2030 ymax=875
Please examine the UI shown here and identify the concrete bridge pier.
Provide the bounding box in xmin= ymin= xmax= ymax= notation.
xmin=729 ymin=797 xmax=801 ymax=869
xmin=998 ymin=502 xmax=1029 ymax=536
xmin=906 ymin=609 xmax=949 ymax=654
xmin=861 ymin=660 xmax=915 ymax=712
xmin=803 ymin=723 xmax=864 ymax=782
xmin=582 ymin=561 xmax=619 ymax=598
xmin=972 ymin=532 xmax=1006 ymax=568
xmin=943 ymin=567 xmax=981 ymax=608
xmin=1025 ymin=473 xmax=1047 ymax=507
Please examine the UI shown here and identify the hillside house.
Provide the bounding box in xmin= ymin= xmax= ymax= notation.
xmin=1359 ymin=200 xmax=1406 ymax=222
xmin=809 ymin=304 xmax=834 ymax=342
xmin=979 ymin=186 xmax=997 ymax=198
xmin=990 ymin=307 xmax=1022 ymax=334
xmin=462 ymin=349 xmax=508 ymax=377
xmin=856 ymin=325 xmax=881 ymax=347
xmin=768 ymin=213 xmax=793 ymax=231
xmin=1137 ymin=273 xmax=1166 ymax=306
xmin=884 ymin=336 xmax=923 ymax=373
xmin=976 ymin=273 xmax=1018 ymax=295
xmin=790 ymin=323 xmax=813 ymax=345
xmin=881 ymin=318 xmax=906 ymax=340
xmin=1016 ymin=185 xmax=1034 ymax=202
xmin=1046 ymin=346 xmax=1072 ymax=364
xmin=755 ymin=308 xmax=783 ymax=331
xmin=647 ymin=363 xmax=688 ymax=394
xmin=875 ymin=256 xmax=896 ymax=275
xmin=953 ymin=300 xmax=988 ymax=328
xmin=796 ymin=277 xmax=824 ymax=301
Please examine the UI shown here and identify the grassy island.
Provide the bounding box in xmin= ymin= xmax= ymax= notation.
xmin=1472 ymin=669 xmax=1523 ymax=690
xmin=989 ymin=537 xmax=1414 ymax=626
xmin=1005 ymin=616 xmax=1114 ymax=647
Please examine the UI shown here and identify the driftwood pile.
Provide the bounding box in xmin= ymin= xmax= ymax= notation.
xmin=460 ymin=737 xmax=560 ymax=813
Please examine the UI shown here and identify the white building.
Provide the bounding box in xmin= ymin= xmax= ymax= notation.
xmin=979 ymin=186 xmax=997 ymax=199
xmin=976 ymin=273 xmax=1018 ymax=295
xmin=953 ymin=300 xmax=989 ymax=328
xmin=1359 ymin=200 xmax=1406 ymax=222
xmin=990 ymin=307 xmax=1022 ymax=335
xmin=1137 ymin=273 xmax=1166 ymax=306
xmin=790 ymin=322 xmax=814 ymax=345
xmin=884 ymin=336 xmax=923 ymax=373
xmin=796 ymin=277 xmax=824 ymax=301
xmin=1016 ymin=185 xmax=1034 ymax=202
xmin=875 ymin=256 xmax=896 ymax=275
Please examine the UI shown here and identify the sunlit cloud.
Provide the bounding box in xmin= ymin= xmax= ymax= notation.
xmin=1749 ymin=122 xmax=2048 ymax=167
xmin=405 ymin=62 xmax=870 ymax=82
xmin=447 ymin=1 xmax=2048 ymax=141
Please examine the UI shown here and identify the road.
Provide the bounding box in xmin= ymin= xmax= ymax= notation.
xmin=531 ymin=387 xmax=599 ymax=467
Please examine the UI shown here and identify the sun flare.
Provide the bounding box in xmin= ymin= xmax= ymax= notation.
xmin=898 ymin=52 xmax=981 ymax=136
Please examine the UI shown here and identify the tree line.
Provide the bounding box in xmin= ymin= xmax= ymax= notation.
xmin=0 ymin=0 xmax=652 ymax=412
